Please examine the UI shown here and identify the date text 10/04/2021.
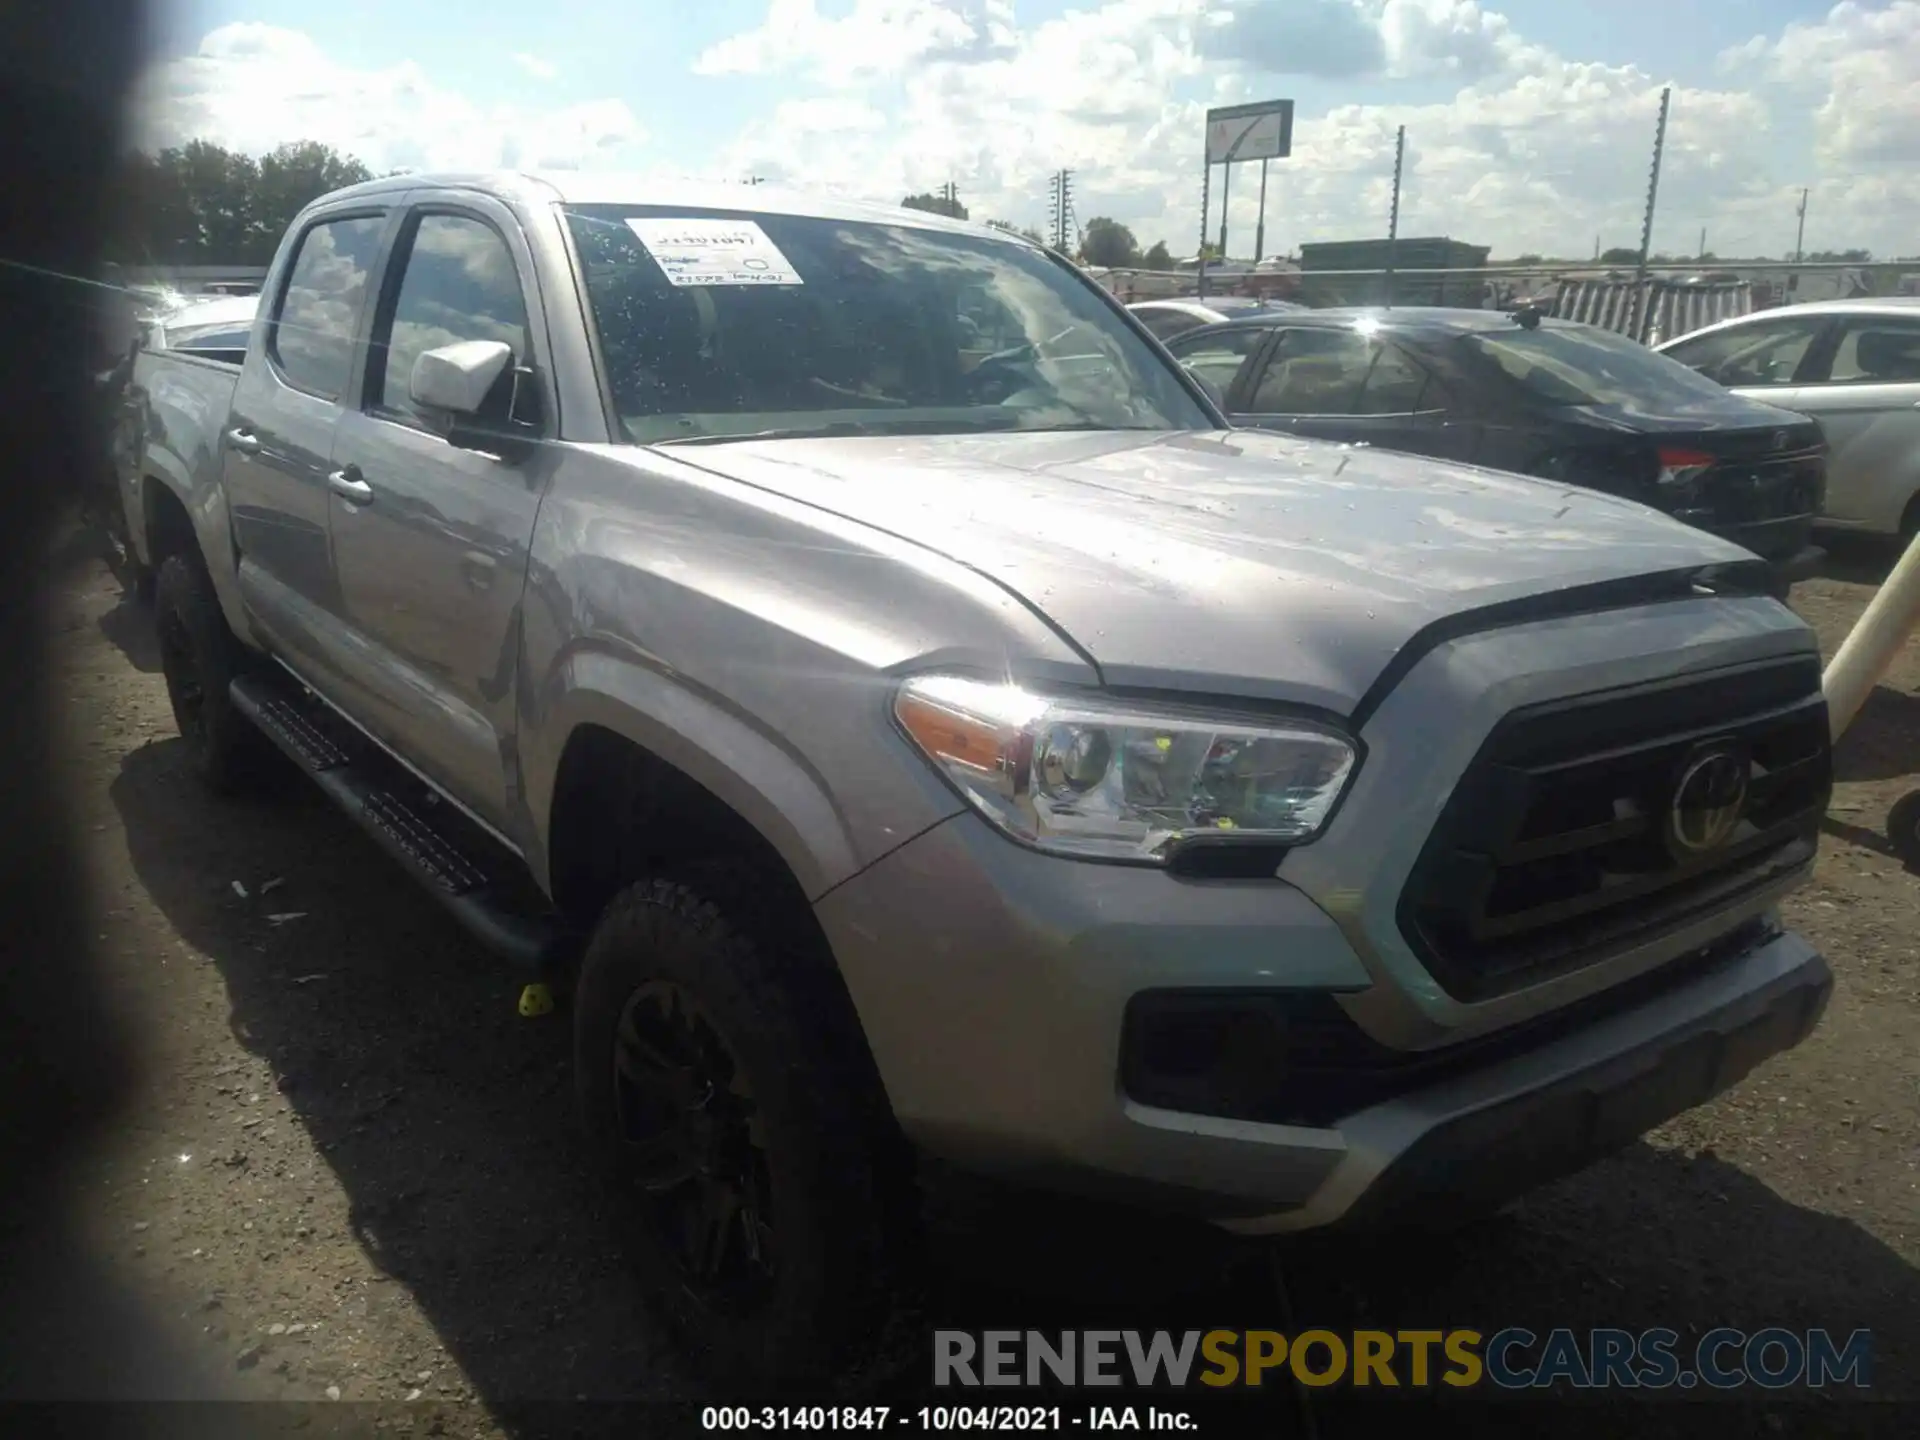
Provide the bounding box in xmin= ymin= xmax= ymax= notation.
xmin=702 ymin=1407 xmax=1193 ymax=1431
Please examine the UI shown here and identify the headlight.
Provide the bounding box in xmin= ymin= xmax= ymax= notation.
xmin=894 ymin=675 xmax=1358 ymax=863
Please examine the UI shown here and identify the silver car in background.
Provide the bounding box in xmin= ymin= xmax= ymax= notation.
xmin=1658 ymin=299 xmax=1920 ymax=541
xmin=1129 ymin=296 xmax=1306 ymax=342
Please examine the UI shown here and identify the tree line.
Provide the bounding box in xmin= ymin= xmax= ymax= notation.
xmin=901 ymin=193 xmax=1171 ymax=269
xmin=111 ymin=140 xmax=375 ymax=266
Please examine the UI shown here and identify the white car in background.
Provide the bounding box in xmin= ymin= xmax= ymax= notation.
xmin=1658 ymin=299 xmax=1920 ymax=541
xmin=1128 ymin=296 xmax=1305 ymax=342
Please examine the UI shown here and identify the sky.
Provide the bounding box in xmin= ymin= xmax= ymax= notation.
xmin=135 ymin=0 xmax=1920 ymax=261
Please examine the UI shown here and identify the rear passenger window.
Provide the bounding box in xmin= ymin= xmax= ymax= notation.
xmin=1357 ymin=344 xmax=1430 ymax=414
xmin=1249 ymin=330 xmax=1373 ymax=414
xmin=271 ymin=216 xmax=386 ymax=399
xmin=375 ymin=214 xmax=532 ymax=422
xmin=1826 ymin=319 xmax=1920 ymax=384
xmin=1166 ymin=328 xmax=1262 ymax=395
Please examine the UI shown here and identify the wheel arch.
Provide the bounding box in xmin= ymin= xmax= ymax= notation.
xmin=530 ymin=654 xmax=864 ymax=928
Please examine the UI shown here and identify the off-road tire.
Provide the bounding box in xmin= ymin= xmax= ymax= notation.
xmin=153 ymin=554 xmax=266 ymax=794
xmin=573 ymin=874 xmax=915 ymax=1389
xmin=1887 ymin=790 xmax=1920 ymax=872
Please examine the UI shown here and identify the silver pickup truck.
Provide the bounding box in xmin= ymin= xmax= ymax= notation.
xmin=120 ymin=172 xmax=1836 ymax=1382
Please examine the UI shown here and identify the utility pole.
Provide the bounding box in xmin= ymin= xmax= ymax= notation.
xmin=1217 ymin=160 xmax=1231 ymax=264
xmin=1631 ymin=86 xmax=1671 ymax=342
xmin=1384 ymin=125 xmax=1405 ymax=308
xmin=1698 ymin=226 xmax=1707 ymax=260
xmin=1047 ymin=169 xmax=1075 ymax=254
xmin=1253 ymin=158 xmax=1270 ymax=264
xmin=1794 ymin=187 xmax=1808 ymax=263
xmin=1197 ymin=160 xmax=1211 ymax=298
xmin=745 ymin=175 xmax=765 ymax=186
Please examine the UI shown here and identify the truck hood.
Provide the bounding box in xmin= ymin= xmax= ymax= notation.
xmin=665 ymin=428 xmax=1758 ymax=713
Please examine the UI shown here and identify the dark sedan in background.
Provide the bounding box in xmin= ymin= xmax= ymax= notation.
xmin=1162 ymin=306 xmax=1828 ymax=586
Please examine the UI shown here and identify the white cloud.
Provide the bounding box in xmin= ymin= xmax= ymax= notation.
xmin=709 ymin=0 xmax=1920 ymax=259
xmin=136 ymin=24 xmax=644 ymax=172
xmin=1196 ymin=1 xmax=1541 ymax=81
xmin=694 ymin=0 xmax=1018 ymax=84
xmin=136 ymin=6 xmax=1920 ymax=261
xmin=513 ymin=52 xmax=559 ymax=82
xmin=1733 ymin=0 xmax=1920 ymax=169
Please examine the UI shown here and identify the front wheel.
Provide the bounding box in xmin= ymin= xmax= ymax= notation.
xmin=573 ymin=877 xmax=912 ymax=1386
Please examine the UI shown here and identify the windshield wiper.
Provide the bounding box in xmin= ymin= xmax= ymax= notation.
xmin=651 ymin=416 xmax=1024 ymax=447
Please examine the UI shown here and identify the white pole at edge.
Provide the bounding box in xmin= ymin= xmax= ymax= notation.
xmin=1823 ymin=526 xmax=1920 ymax=742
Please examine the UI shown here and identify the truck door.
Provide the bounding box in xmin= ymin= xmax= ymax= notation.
xmin=224 ymin=208 xmax=395 ymax=681
xmin=324 ymin=198 xmax=554 ymax=833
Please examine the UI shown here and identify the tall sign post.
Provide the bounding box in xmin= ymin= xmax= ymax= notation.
xmin=1201 ymin=99 xmax=1292 ymax=299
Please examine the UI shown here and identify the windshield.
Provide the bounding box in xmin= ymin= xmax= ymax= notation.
xmin=1467 ymin=323 xmax=1742 ymax=408
xmin=564 ymin=205 xmax=1215 ymax=444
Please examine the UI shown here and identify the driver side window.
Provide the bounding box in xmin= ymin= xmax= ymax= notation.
xmin=1663 ymin=319 xmax=1822 ymax=388
xmin=373 ymin=213 xmax=532 ymax=426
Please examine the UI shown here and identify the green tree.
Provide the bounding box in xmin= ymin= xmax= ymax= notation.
xmin=1806 ymin=248 xmax=1871 ymax=262
xmin=1599 ymin=246 xmax=1640 ymax=264
xmin=251 ymin=142 xmax=375 ymax=259
xmin=1141 ymin=240 xmax=1174 ymax=269
xmin=1079 ymin=216 xmax=1140 ymax=268
xmin=112 ymin=140 xmax=373 ymax=265
xmin=902 ymin=190 xmax=968 ymax=220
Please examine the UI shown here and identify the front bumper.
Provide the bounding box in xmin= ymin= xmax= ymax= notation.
xmin=814 ymin=811 xmax=1831 ymax=1230
xmin=1242 ymin=932 xmax=1830 ymax=1233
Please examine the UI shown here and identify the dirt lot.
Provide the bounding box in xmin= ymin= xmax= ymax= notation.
xmin=25 ymin=535 xmax=1920 ymax=1434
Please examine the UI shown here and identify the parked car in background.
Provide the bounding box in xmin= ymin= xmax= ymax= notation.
xmin=1128 ymin=295 xmax=1305 ymax=342
xmin=1657 ymin=300 xmax=1920 ymax=541
xmin=1164 ymin=306 xmax=1828 ymax=589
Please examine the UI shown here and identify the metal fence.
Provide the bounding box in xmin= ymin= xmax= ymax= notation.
xmin=1542 ymin=278 xmax=1754 ymax=345
xmin=1084 ymin=260 xmax=1920 ymax=343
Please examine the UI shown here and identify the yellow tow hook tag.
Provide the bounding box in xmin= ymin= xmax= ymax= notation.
xmin=517 ymin=982 xmax=555 ymax=1018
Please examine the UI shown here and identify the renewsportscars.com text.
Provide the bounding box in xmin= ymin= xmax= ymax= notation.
xmin=933 ymin=1328 xmax=1873 ymax=1391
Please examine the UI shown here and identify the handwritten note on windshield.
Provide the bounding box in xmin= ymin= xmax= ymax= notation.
xmin=625 ymin=218 xmax=804 ymax=287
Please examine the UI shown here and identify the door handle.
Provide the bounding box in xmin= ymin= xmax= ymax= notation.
xmin=226 ymin=427 xmax=261 ymax=455
xmin=328 ymin=466 xmax=374 ymax=505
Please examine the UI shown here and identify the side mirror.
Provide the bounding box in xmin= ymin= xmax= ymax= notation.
xmin=409 ymin=340 xmax=540 ymax=461
xmin=410 ymin=340 xmax=513 ymax=416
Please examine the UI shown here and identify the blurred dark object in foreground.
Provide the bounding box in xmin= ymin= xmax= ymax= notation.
xmin=0 ymin=0 xmax=231 ymax=1410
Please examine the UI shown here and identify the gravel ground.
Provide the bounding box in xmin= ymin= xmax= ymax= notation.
xmin=30 ymin=534 xmax=1920 ymax=1436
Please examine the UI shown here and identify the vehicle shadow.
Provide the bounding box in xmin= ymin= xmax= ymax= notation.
xmin=1832 ymin=683 xmax=1920 ymax=786
xmin=111 ymin=739 xmax=1920 ymax=1432
xmin=96 ymin=587 xmax=160 ymax=674
xmin=52 ymin=516 xmax=158 ymax=673
xmin=1813 ymin=534 xmax=1904 ymax=589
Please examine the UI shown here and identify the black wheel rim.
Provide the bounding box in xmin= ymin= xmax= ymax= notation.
xmin=613 ymin=981 xmax=776 ymax=1304
xmin=156 ymin=605 xmax=207 ymax=751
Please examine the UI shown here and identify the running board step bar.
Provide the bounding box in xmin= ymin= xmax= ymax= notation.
xmin=229 ymin=672 xmax=565 ymax=972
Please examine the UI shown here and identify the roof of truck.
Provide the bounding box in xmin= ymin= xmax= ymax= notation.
xmin=307 ymin=171 xmax=1036 ymax=246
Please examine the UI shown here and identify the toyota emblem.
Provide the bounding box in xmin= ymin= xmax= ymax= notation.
xmin=1771 ymin=430 xmax=1788 ymax=451
xmin=1667 ymin=746 xmax=1749 ymax=858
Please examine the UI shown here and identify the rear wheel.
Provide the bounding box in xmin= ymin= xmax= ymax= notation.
xmin=573 ymin=875 xmax=913 ymax=1386
xmin=1888 ymin=791 xmax=1920 ymax=872
xmin=154 ymin=554 xmax=266 ymax=793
